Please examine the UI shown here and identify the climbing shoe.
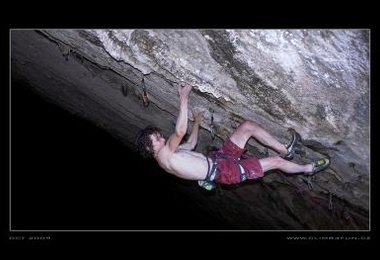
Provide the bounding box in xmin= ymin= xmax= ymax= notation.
xmin=283 ymin=128 xmax=301 ymax=160
xmin=307 ymin=157 xmax=331 ymax=175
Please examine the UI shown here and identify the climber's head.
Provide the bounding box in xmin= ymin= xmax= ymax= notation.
xmin=136 ymin=126 xmax=165 ymax=159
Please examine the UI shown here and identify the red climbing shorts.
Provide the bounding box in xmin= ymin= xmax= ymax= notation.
xmin=208 ymin=138 xmax=264 ymax=184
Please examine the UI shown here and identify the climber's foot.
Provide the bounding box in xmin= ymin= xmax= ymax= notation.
xmin=305 ymin=157 xmax=331 ymax=176
xmin=283 ymin=128 xmax=301 ymax=160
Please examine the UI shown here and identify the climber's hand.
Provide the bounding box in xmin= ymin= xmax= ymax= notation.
xmin=178 ymin=82 xmax=192 ymax=101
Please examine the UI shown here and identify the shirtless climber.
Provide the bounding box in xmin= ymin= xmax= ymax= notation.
xmin=136 ymin=82 xmax=330 ymax=190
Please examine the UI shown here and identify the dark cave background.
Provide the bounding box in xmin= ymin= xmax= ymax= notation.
xmin=11 ymin=79 xmax=232 ymax=230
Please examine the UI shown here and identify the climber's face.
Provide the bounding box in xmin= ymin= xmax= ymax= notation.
xmin=150 ymin=132 xmax=166 ymax=153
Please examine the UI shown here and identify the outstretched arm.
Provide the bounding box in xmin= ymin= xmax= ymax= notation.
xmin=166 ymin=83 xmax=192 ymax=152
xmin=178 ymin=109 xmax=203 ymax=150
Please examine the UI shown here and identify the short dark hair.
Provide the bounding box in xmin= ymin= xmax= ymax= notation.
xmin=136 ymin=126 xmax=162 ymax=159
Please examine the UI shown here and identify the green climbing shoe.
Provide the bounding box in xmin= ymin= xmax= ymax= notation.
xmin=307 ymin=157 xmax=331 ymax=175
xmin=284 ymin=128 xmax=301 ymax=160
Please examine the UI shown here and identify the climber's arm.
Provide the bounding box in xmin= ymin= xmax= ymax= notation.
xmin=166 ymin=83 xmax=192 ymax=152
xmin=177 ymin=109 xmax=203 ymax=151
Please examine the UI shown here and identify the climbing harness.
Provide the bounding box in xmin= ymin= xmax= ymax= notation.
xmin=198 ymin=156 xmax=218 ymax=191
xmin=198 ymin=151 xmax=249 ymax=191
xmin=238 ymin=163 xmax=248 ymax=182
xmin=213 ymin=151 xmax=248 ymax=182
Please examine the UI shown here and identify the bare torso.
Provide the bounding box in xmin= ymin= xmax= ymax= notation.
xmin=156 ymin=147 xmax=210 ymax=180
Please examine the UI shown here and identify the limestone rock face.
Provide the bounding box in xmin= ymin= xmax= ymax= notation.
xmin=11 ymin=29 xmax=369 ymax=229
